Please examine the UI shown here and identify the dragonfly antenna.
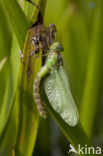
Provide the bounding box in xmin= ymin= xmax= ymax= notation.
xmin=26 ymin=0 xmax=40 ymax=11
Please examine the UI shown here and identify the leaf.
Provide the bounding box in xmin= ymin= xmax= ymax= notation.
xmin=31 ymin=0 xmax=47 ymax=22
xmin=43 ymin=66 xmax=79 ymax=127
xmin=0 ymin=2 xmax=12 ymax=59
xmin=0 ymin=0 xmax=47 ymax=154
xmin=0 ymin=57 xmax=7 ymax=72
xmin=80 ymin=1 xmax=103 ymax=138
xmin=0 ymin=2 xmax=12 ymax=112
xmin=0 ymin=96 xmax=19 ymax=156
xmin=0 ymin=34 xmax=20 ymax=137
xmin=14 ymin=0 xmax=48 ymax=155
xmin=1 ymin=0 xmax=30 ymax=50
xmin=14 ymin=27 xmax=41 ymax=156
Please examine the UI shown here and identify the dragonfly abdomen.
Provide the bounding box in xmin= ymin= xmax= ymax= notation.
xmin=33 ymin=66 xmax=49 ymax=118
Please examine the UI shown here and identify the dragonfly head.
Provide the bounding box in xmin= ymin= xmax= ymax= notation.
xmin=50 ymin=42 xmax=64 ymax=52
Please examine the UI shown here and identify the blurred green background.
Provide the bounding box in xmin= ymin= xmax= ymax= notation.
xmin=0 ymin=0 xmax=103 ymax=155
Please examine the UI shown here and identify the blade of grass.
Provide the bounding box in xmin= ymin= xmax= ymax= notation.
xmin=0 ymin=34 xmax=20 ymax=137
xmin=80 ymin=1 xmax=103 ymax=138
xmin=0 ymin=2 xmax=12 ymax=59
xmin=0 ymin=96 xmax=19 ymax=156
xmin=14 ymin=0 xmax=47 ymax=155
xmin=0 ymin=57 xmax=7 ymax=72
xmin=57 ymin=2 xmax=75 ymax=38
xmin=0 ymin=0 xmax=30 ymax=154
xmin=1 ymin=0 xmax=30 ymax=50
xmin=0 ymin=32 xmax=20 ymax=156
xmin=0 ymin=1 xmax=12 ymax=116
xmin=14 ymin=28 xmax=41 ymax=156
xmin=31 ymin=0 xmax=47 ymax=23
xmin=0 ymin=0 xmax=47 ymax=155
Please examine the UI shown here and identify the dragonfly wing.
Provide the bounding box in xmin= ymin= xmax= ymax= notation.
xmin=43 ymin=66 xmax=79 ymax=127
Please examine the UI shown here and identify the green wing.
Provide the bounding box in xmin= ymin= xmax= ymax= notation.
xmin=43 ymin=66 xmax=79 ymax=127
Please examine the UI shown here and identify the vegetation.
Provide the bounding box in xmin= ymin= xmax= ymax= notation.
xmin=0 ymin=0 xmax=103 ymax=155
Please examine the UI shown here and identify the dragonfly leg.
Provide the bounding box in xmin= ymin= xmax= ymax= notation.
xmin=29 ymin=50 xmax=36 ymax=57
xmin=29 ymin=44 xmax=40 ymax=57
xmin=58 ymin=55 xmax=63 ymax=66
xmin=52 ymin=55 xmax=63 ymax=70
xmin=34 ymin=53 xmax=48 ymax=58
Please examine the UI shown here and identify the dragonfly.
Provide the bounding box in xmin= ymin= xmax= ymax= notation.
xmin=33 ymin=42 xmax=64 ymax=118
xmin=34 ymin=42 xmax=79 ymax=127
xmin=27 ymin=1 xmax=79 ymax=126
xmin=26 ymin=0 xmax=57 ymax=57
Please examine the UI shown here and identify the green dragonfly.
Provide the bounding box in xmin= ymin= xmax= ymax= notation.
xmin=34 ymin=42 xmax=79 ymax=127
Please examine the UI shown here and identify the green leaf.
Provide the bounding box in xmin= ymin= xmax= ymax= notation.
xmin=0 ymin=34 xmax=20 ymax=137
xmin=14 ymin=0 xmax=47 ymax=155
xmin=14 ymin=28 xmax=41 ymax=156
xmin=0 ymin=1 xmax=12 ymax=111
xmin=31 ymin=0 xmax=47 ymax=22
xmin=0 ymin=96 xmax=19 ymax=156
xmin=0 ymin=2 xmax=12 ymax=59
xmin=0 ymin=57 xmax=7 ymax=72
xmin=80 ymin=1 xmax=103 ymax=138
xmin=1 ymin=0 xmax=30 ymax=50
xmin=0 ymin=0 xmax=47 ymax=154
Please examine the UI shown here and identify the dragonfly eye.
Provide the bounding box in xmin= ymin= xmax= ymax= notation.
xmin=51 ymin=42 xmax=64 ymax=52
xmin=55 ymin=45 xmax=64 ymax=52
